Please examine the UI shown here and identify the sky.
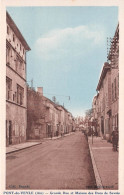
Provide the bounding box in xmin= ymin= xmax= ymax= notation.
xmin=7 ymin=6 xmax=118 ymax=117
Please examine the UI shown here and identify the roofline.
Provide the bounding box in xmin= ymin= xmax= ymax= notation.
xmin=57 ymin=105 xmax=68 ymax=113
xmin=96 ymin=62 xmax=110 ymax=91
xmin=27 ymin=86 xmax=70 ymax=113
xmin=6 ymin=12 xmax=31 ymax=51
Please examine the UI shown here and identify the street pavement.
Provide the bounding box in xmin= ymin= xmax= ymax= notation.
xmin=88 ymin=136 xmax=118 ymax=190
xmin=6 ymin=132 xmax=75 ymax=154
xmin=6 ymin=131 xmax=96 ymax=190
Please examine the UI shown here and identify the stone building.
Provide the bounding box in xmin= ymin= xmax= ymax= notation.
xmin=27 ymin=87 xmax=75 ymax=140
xmin=27 ymin=87 xmax=46 ymax=140
xmin=108 ymin=24 xmax=119 ymax=133
xmin=6 ymin=12 xmax=30 ymax=146
xmin=27 ymin=87 xmax=59 ymax=139
xmin=67 ymin=112 xmax=74 ymax=133
xmin=92 ymin=24 xmax=119 ymax=140
xmin=44 ymin=96 xmax=60 ymax=138
xmin=42 ymin=98 xmax=75 ymax=137
xmin=96 ymin=62 xmax=111 ymax=139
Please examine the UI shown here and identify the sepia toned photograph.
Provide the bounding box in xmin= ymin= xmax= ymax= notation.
xmin=2 ymin=4 xmax=121 ymax=192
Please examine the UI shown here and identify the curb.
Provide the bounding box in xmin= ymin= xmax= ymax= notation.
xmin=43 ymin=132 xmax=75 ymax=141
xmin=6 ymin=132 xmax=75 ymax=154
xmin=6 ymin=142 xmax=42 ymax=154
xmin=88 ymin=139 xmax=103 ymax=190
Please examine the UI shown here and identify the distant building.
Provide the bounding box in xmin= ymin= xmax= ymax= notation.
xmin=44 ymin=95 xmax=60 ymax=138
xmin=92 ymin=95 xmax=100 ymax=135
xmin=6 ymin=12 xmax=30 ymax=146
xmin=27 ymin=87 xmax=75 ymax=140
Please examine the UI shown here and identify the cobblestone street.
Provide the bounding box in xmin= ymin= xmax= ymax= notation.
xmin=6 ymin=131 xmax=96 ymax=190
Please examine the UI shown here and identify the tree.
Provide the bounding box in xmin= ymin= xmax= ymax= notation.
xmin=85 ymin=109 xmax=93 ymax=119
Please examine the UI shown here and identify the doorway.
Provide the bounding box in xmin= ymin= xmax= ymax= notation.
xmin=9 ymin=121 xmax=12 ymax=145
xmin=101 ymin=117 xmax=104 ymax=135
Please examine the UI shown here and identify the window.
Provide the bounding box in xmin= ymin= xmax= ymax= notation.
xmin=112 ymin=83 xmax=114 ymax=101
xmin=17 ymin=84 xmax=24 ymax=105
xmin=7 ymin=25 xmax=9 ymax=34
xmin=20 ymin=44 xmax=22 ymax=51
xmin=102 ymin=97 xmax=105 ymax=111
xmin=115 ymin=114 xmax=118 ymax=129
xmin=15 ymin=56 xmax=19 ymax=72
xmin=6 ymin=46 xmax=10 ymax=64
xmin=13 ymin=34 xmax=15 ymax=42
xmin=13 ymin=94 xmax=15 ymax=101
xmin=118 ymin=74 xmax=119 ymax=97
xmin=6 ymin=120 xmax=8 ymax=139
xmin=114 ymin=78 xmax=116 ymax=99
xmin=105 ymin=93 xmax=107 ymax=107
xmin=117 ymin=113 xmax=118 ymax=129
xmin=6 ymin=77 xmax=12 ymax=100
xmin=16 ymin=55 xmax=23 ymax=75
xmin=23 ymin=48 xmax=24 ymax=55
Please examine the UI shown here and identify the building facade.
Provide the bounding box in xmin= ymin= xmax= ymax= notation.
xmin=27 ymin=87 xmax=46 ymax=140
xmin=27 ymin=87 xmax=75 ymax=140
xmin=96 ymin=62 xmax=112 ymax=139
xmin=92 ymin=24 xmax=119 ymax=140
xmin=6 ymin=12 xmax=30 ymax=146
xmin=108 ymin=24 xmax=119 ymax=133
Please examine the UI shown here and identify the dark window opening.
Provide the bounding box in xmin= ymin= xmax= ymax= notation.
xmin=6 ymin=77 xmax=12 ymax=100
xmin=7 ymin=26 xmax=9 ymax=34
xmin=17 ymin=84 xmax=24 ymax=105
xmin=13 ymin=34 xmax=15 ymax=42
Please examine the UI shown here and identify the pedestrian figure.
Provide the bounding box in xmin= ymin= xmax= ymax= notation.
xmin=111 ymin=127 xmax=118 ymax=151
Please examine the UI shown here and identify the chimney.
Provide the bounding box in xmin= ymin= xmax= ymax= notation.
xmin=37 ymin=87 xmax=43 ymax=96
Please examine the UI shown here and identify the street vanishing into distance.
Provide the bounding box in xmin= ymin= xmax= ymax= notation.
xmin=6 ymin=132 xmax=96 ymax=190
xmin=4 ymin=8 xmax=119 ymax=193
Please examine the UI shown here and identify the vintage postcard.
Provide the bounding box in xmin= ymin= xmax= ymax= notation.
xmin=0 ymin=0 xmax=124 ymax=195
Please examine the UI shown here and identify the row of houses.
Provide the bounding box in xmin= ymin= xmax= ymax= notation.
xmin=27 ymin=87 xmax=75 ymax=140
xmin=92 ymin=24 xmax=119 ymax=141
xmin=6 ymin=12 xmax=75 ymax=146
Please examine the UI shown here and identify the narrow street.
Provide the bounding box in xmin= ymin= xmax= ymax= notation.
xmin=6 ymin=131 xmax=96 ymax=190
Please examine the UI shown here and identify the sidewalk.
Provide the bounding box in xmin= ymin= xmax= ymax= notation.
xmin=6 ymin=132 xmax=75 ymax=154
xmin=88 ymin=136 xmax=118 ymax=190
